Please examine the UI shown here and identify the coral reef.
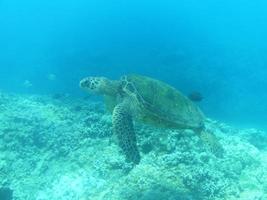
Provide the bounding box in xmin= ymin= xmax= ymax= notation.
xmin=0 ymin=92 xmax=267 ymax=200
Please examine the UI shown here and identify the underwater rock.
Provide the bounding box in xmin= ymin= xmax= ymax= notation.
xmin=0 ymin=187 xmax=13 ymax=200
xmin=73 ymin=105 xmax=83 ymax=112
xmin=140 ymin=142 xmax=154 ymax=154
xmin=239 ymin=129 xmax=267 ymax=150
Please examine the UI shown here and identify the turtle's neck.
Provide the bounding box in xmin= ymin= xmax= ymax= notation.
xmin=102 ymin=79 xmax=120 ymax=96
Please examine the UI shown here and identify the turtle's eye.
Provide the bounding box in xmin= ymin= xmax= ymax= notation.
xmin=90 ymin=79 xmax=98 ymax=90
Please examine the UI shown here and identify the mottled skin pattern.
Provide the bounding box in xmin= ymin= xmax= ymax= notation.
xmin=112 ymin=101 xmax=140 ymax=164
xmin=80 ymin=74 xmax=223 ymax=165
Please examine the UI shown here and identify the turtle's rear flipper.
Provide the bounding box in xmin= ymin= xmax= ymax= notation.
xmin=199 ymin=130 xmax=224 ymax=157
xmin=112 ymin=102 xmax=141 ymax=164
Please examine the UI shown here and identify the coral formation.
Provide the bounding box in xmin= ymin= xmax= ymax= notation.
xmin=0 ymin=92 xmax=267 ymax=199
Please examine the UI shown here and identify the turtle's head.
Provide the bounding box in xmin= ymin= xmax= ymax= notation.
xmin=80 ymin=76 xmax=118 ymax=96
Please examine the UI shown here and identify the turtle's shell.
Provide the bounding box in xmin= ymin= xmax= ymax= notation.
xmin=123 ymin=74 xmax=205 ymax=130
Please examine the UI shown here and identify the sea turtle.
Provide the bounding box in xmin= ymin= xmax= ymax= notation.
xmin=80 ymin=74 xmax=223 ymax=164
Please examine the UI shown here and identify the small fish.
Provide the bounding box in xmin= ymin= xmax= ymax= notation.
xmin=23 ymin=80 xmax=32 ymax=88
xmin=52 ymin=93 xmax=64 ymax=99
xmin=188 ymin=91 xmax=203 ymax=102
xmin=47 ymin=73 xmax=56 ymax=81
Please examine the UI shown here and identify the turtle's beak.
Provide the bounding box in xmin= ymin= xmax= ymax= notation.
xmin=79 ymin=78 xmax=90 ymax=89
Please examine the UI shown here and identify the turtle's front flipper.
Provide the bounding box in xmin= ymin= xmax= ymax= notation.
xmin=112 ymin=102 xmax=141 ymax=164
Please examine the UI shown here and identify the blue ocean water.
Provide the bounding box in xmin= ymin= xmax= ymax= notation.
xmin=0 ymin=0 xmax=267 ymax=129
xmin=2 ymin=1 xmax=267 ymax=199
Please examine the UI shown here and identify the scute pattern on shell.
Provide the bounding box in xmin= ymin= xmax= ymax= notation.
xmin=122 ymin=74 xmax=205 ymax=130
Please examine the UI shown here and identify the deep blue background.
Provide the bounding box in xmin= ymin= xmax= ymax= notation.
xmin=0 ymin=0 xmax=267 ymax=130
